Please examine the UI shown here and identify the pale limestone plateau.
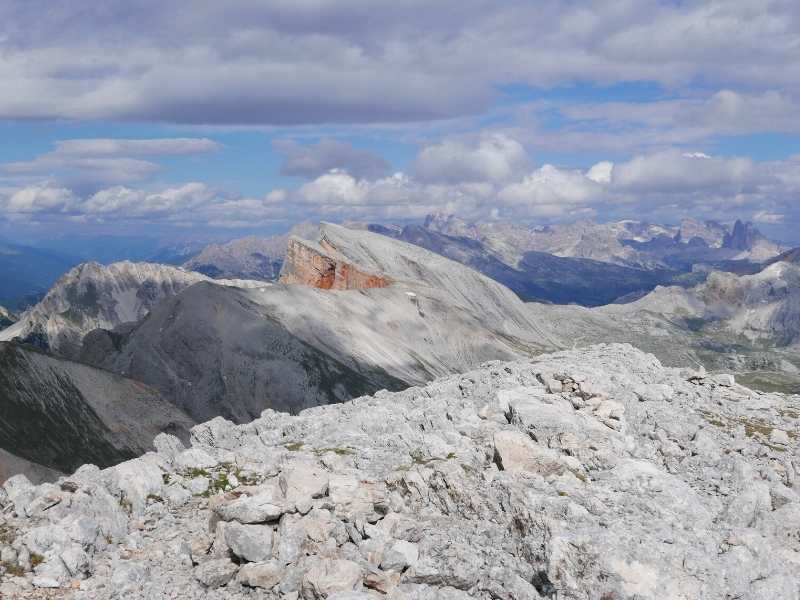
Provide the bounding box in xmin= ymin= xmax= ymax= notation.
xmin=1 ymin=344 xmax=798 ymax=599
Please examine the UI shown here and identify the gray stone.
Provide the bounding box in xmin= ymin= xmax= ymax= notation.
xmin=4 ymin=344 xmax=800 ymax=600
xmin=187 ymin=476 xmax=210 ymax=496
xmin=280 ymin=463 xmax=329 ymax=502
xmin=213 ymin=483 xmax=287 ymax=523
xmin=175 ymin=448 xmax=218 ymax=471
xmin=493 ymin=430 xmax=564 ymax=476
xmin=380 ymin=539 xmax=418 ymax=571
xmin=635 ymin=383 xmax=675 ymax=402
xmin=194 ymin=557 xmax=239 ymax=588
xmin=302 ymin=557 xmax=363 ymax=599
xmin=237 ymin=560 xmax=284 ymax=589
xmin=224 ymin=521 xmax=274 ymax=563
xmin=152 ymin=432 xmax=186 ymax=460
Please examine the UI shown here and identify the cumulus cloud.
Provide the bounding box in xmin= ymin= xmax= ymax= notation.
xmin=611 ymin=150 xmax=762 ymax=194
xmin=82 ymin=183 xmax=217 ymax=217
xmin=5 ymin=183 xmax=76 ymax=214
xmin=3 ymin=144 xmax=800 ymax=234
xmin=275 ymin=139 xmax=390 ymax=180
xmin=586 ymin=161 xmax=614 ymax=184
xmin=415 ymin=134 xmax=528 ymax=184
xmin=497 ymin=165 xmax=603 ymax=218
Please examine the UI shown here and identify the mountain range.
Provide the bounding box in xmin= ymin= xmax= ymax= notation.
xmin=0 ymin=261 xmax=211 ymax=359
xmin=0 ymin=215 xmax=797 ymax=485
xmin=172 ymin=215 xmax=784 ymax=307
xmin=1 ymin=214 xmax=800 ymax=598
xmin=81 ymin=224 xmax=552 ymax=423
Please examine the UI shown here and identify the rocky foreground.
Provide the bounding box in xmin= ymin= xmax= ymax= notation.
xmin=1 ymin=344 xmax=799 ymax=599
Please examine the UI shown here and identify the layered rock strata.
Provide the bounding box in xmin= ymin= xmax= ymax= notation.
xmin=279 ymin=237 xmax=392 ymax=290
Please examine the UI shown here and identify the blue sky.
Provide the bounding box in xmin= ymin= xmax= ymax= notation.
xmin=1 ymin=1 xmax=799 ymax=243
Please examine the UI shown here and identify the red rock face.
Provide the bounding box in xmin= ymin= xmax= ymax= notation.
xmin=279 ymin=238 xmax=392 ymax=290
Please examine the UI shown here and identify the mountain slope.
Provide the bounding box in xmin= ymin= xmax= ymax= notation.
xmin=626 ymin=262 xmax=800 ymax=347
xmin=424 ymin=212 xmax=675 ymax=267
xmin=0 ymin=261 xmax=210 ymax=358
xmin=723 ymin=219 xmax=785 ymax=260
xmin=765 ymin=245 xmax=800 ymax=266
xmin=184 ymin=235 xmax=288 ymax=280
xmin=81 ymin=224 xmax=555 ymax=422
xmin=3 ymin=345 xmax=798 ymax=598
xmin=81 ymin=282 xmax=407 ymax=423
xmin=393 ymin=224 xmax=679 ymax=305
xmin=530 ymin=261 xmax=800 ymax=387
xmin=423 ymin=213 xmax=783 ymax=270
xmin=183 ymin=222 xmax=319 ymax=281
xmin=0 ymin=305 xmax=15 ymax=328
xmin=0 ymin=448 xmax=63 ymax=485
xmin=0 ymin=341 xmax=194 ymax=479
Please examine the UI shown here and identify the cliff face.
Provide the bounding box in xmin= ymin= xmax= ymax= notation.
xmin=278 ymin=236 xmax=392 ymax=290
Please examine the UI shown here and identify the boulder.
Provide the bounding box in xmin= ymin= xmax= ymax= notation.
xmin=237 ymin=560 xmax=285 ymax=589
xmin=301 ymin=557 xmax=363 ymax=599
xmin=493 ymin=430 xmax=564 ymax=476
xmin=212 ymin=483 xmax=288 ymax=523
xmin=224 ymin=522 xmax=274 ymax=563
xmin=194 ymin=558 xmax=239 ymax=588
xmin=380 ymin=539 xmax=419 ymax=571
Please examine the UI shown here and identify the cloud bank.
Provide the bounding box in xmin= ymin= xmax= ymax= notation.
xmin=1 ymin=1 xmax=800 ymax=126
xmin=3 ymin=135 xmax=798 ymax=232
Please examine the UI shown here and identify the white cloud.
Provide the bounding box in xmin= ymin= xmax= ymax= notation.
xmin=52 ymin=138 xmax=219 ymax=157
xmin=611 ymin=150 xmax=761 ymax=194
xmin=298 ymin=170 xmax=369 ymax=205
xmin=83 ymin=183 xmax=216 ymax=217
xmin=753 ymin=210 xmax=784 ymax=224
xmin=497 ymin=165 xmax=602 ymax=218
xmin=3 ymin=143 xmax=800 ymax=234
xmin=2 ymin=137 xmax=220 ymax=188
xmin=4 ymin=183 xmax=76 ymax=214
xmin=275 ymin=138 xmax=389 ymax=180
xmin=415 ymin=134 xmax=528 ymax=184
xmin=586 ymin=161 xmax=614 ymax=184
xmin=548 ymin=90 xmax=800 ymax=153
xmin=2 ymin=2 xmax=800 ymax=125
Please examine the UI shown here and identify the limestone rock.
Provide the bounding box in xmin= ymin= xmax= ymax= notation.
xmin=194 ymin=558 xmax=238 ymax=588
xmin=237 ymin=560 xmax=284 ymax=589
xmin=223 ymin=522 xmax=273 ymax=563
xmin=4 ymin=344 xmax=799 ymax=600
xmin=493 ymin=430 xmax=564 ymax=476
xmin=279 ymin=236 xmax=392 ymax=290
xmin=302 ymin=557 xmax=363 ymax=599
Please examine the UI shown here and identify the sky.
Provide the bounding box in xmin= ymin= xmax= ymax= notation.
xmin=1 ymin=0 xmax=800 ymax=244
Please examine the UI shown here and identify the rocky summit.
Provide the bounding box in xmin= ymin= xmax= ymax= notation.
xmin=1 ymin=344 xmax=798 ymax=599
